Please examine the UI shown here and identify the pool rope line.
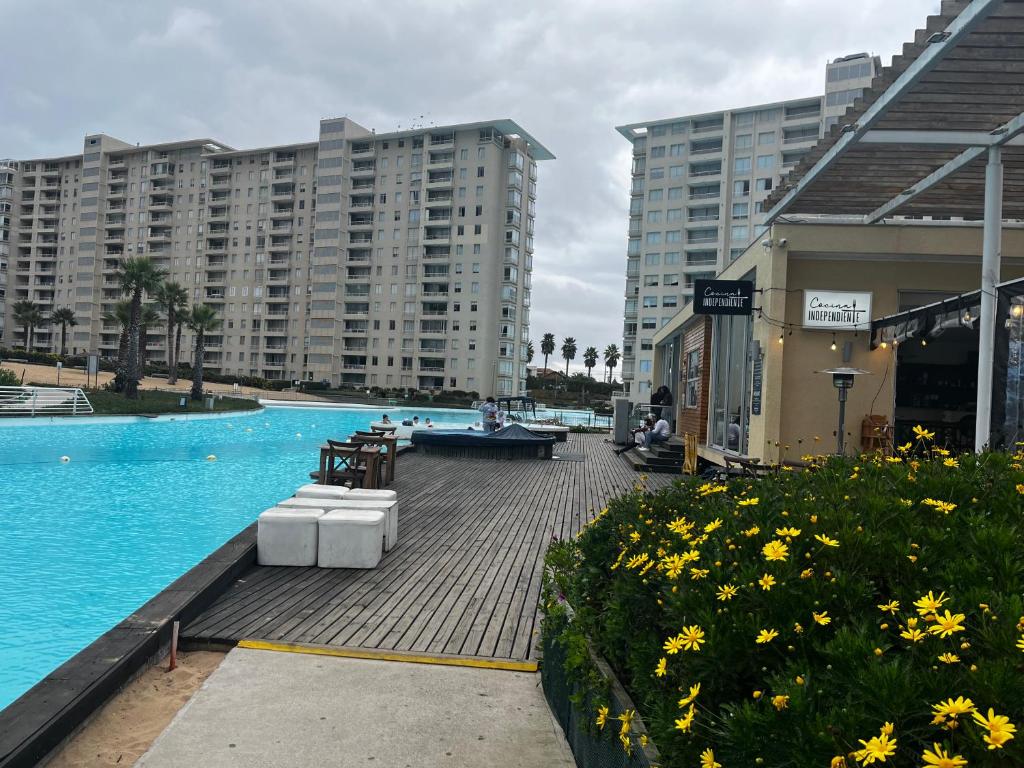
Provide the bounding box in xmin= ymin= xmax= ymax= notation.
xmin=237 ymin=639 xmax=539 ymax=673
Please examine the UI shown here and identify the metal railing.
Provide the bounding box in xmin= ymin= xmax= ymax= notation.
xmin=0 ymin=386 xmax=93 ymax=416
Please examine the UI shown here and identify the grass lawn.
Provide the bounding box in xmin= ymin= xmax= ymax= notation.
xmin=82 ymin=389 xmax=262 ymax=416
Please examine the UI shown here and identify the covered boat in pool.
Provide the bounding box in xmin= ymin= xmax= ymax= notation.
xmin=410 ymin=422 xmax=556 ymax=459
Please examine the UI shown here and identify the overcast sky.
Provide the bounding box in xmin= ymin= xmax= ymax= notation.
xmin=1 ymin=0 xmax=938 ymax=369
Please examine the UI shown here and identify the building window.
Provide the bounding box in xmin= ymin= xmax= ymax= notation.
xmin=734 ymin=157 xmax=751 ymax=174
xmin=650 ymin=146 xmax=666 ymax=158
xmin=685 ymin=349 xmax=700 ymax=407
xmin=735 ymin=134 xmax=752 ymax=149
xmin=649 ymin=189 xmax=663 ymax=202
xmin=755 ymin=177 xmax=774 ymax=192
xmin=756 ymin=154 xmax=774 ymax=170
xmin=650 ymin=167 xmax=665 ymax=180
xmin=709 ymin=299 xmax=753 ymax=452
xmin=644 ymin=253 xmax=661 ymax=266
xmin=758 ymin=131 xmax=776 ymax=146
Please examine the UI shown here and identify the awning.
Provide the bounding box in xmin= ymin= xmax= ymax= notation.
xmin=764 ymin=0 xmax=1024 ymax=222
xmin=870 ymin=291 xmax=982 ymax=347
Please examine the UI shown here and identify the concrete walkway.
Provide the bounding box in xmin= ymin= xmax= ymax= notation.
xmin=135 ymin=648 xmax=574 ymax=768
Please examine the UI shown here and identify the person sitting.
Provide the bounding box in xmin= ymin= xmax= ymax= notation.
xmin=615 ymin=416 xmax=654 ymax=455
xmin=651 ymin=385 xmax=673 ymax=421
xmin=478 ymin=396 xmax=499 ymax=433
xmin=637 ymin=414 xmax=671 ymax=452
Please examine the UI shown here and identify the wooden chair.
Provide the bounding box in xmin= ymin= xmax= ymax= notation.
xmin=683 ymin=433 xmax=698 ymax=475
xmin=320 ymin=440 xmax=365 ymax=487
xmin=861 ymin=415 xmax=894 ymax=454
xmin=351 ymin=433 xmax=399 ymax=486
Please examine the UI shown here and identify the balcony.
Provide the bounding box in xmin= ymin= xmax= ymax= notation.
xmin=207 ymin=222 xmax=230 ymax=235
xmin=349 ymin=195 xmax=373 ymax=209
xmin=426 ymin=172 xmax=453 ymax=189
xmin=270 ymin=222 xmax=292 ymax=234
xmin=209 ymin=191 xmax=231 ymax=204
xmin=428 ymin=133 xmax=454 ymax=148
xmin=343 ymin=322 xmax=368 ymax=334
xmin=148 ymin=195 xmax=174 ymax=210
xmin=272 ymin=151 xmax=296 ymax=164
xmin=210 ymin=172 xmax=232 ymax=188
xmin=427 ymin=153 xmax=455 ymax=171
xmin=266 ymin=303 xmax=290 ymax=316
xmin=350 ymin=163 xmax=376 ymax=178
xmin=271 ymin=203 xmax=293 ymax=218
xmin=206 ymin=255 xmax=227 ymax=267
xmin=205 ymin=289 xmax=225 ymax=299
xmin=345 ymin=268 xmax=371 ymax=280
xmin=267 ymin=269 xmax=290 ymax=282
xmin=349 ymin=233 xmax=373 ymax=245
xmin=273 ymin=168 xmax=293 ymax=180
xmin=351 ymin=179 xmax=374 ymax=191
xmin=423 ymin=245 xmax=450 ymax=260
xmin=342 ymin=303 xmax=370 ymax=317
xmin=350 ymin=142 xmax=375 ymax=157
xmin=268 ymin=237 xmax=291 ymax=252
xmin=147 ymin=226 xmax=172 ymax=242
xmin=348 ymin=214 xmax=374 ymax=229
xmin=426 ymin=209 xmax=451 ymax=224
xmin=271 ymin=183 xmax=294 ymax=199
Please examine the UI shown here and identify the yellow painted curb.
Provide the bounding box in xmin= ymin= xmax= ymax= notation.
xmin=237 ymin=639 xmax=539 ymax=673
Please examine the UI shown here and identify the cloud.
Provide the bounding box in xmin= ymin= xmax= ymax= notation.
xmin=0 ymin=0 xmax=940 ymax=352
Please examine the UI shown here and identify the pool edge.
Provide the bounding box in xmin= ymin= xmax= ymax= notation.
xmin=0 ymin=523 xmax=257 ymax=768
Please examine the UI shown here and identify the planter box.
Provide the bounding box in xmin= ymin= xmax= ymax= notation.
xmin=541 ymin=606 xmax=661 ymax=768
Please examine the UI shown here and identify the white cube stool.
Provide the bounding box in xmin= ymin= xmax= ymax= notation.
xmin=344 ymin=489 xmax=397 ymax=502
xmin=257 ymin=507 xmax=324 ymax=566
xmin=318 ymin=509 xmax=386 ymax=569
xmin=334 ymin=499 xmax=399 ymax=552
xmin=276 ymin=496 xmax=339 ymax=511
xmin=294 ymin=483 xmax=351 ymax=501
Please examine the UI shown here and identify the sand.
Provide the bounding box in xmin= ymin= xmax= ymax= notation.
xmin=45 ymin=651 xmax=224 ymax=768
xmin=0 ymin=362 xmax=324 ymax=401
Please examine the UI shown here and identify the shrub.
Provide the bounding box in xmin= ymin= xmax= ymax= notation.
xmin=0 ymin=368 xmax=21 ymax=386
xmin=544 ymin=433 xmax=1024 ymax=767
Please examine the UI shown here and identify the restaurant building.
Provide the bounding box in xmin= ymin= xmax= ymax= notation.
xmin=650 ymin=0 xmax=1024 ymax=466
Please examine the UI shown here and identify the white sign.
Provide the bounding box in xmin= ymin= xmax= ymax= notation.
xmin=802 ymin=290 xmax=873 ymax=331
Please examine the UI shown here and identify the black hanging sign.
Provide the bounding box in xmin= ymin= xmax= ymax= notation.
xmin=693 ymin=279 xmax=754 ymax=316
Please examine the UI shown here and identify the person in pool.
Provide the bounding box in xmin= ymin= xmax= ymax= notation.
xmin=425 ymin=418 xmax=433 ymax=428
xmin=413 ymin=416 xmax=420 ymax=425
xmin=381 ymin=414 xmax=392 ymax=424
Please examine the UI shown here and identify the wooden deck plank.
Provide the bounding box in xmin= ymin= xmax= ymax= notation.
xmin=183 ymin=433 xmax=677 ymax=660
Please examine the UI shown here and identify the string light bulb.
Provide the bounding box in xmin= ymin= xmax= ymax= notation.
xmin=963 ymin=310 xmax=972 ymax=322
xmin=921 ymin=337 xmax=927 ymax=347
xmin=1011 ymin=304 xmax=1023 ymax=319
xmin=880 ymin=341 xmax=888 ymax=349
xmin=778 ymin=331 xmax=785 ymax=345
xmin=830 ymin=333 xmax=837 ymax=351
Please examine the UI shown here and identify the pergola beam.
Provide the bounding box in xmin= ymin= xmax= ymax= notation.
xmin=864 ymin=110 xmax=1024 ymax=223
xmin=764 ymin=0 xmax=1002 ymax=224
xmin=860 ymin=129 xmax=1024 ymax=146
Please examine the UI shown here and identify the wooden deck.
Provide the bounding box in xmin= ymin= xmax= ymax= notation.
xmin=183 ymin=433 xmax=677 ymax=662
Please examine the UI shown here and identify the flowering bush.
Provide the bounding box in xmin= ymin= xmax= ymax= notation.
xmin=544 ymin=435 xmax=1024 ymax=767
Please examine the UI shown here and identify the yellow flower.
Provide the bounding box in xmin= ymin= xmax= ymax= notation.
xmin=596 ymin=705 xmax=609 ymax=729
xmin=938 ymin=653 xmax=960 ymax=664
xmin=1016 ymin=635 xmax=1024 ymax=653
xmin=897 ymin=442 xmax=913 ymax=453
xmin=921 ymin=743 xmax=967 ymax=767
xmin=775 ymin=526 xmax=802 ymax=537
xmin=680 ymin=548 xmax=701 ymax=564
xmin=922 ymin=498 xmax=957 ymax=514
xmin=667 ymin=516 xmax=694 ymax=535
xmin=800 ymin=568 xmax=814 ymax=579
xmin=629 ymin=530 xmax=641 ymax=542
xmin=813 ymin=611 xmax=831 ymax=626
xmin=678 ymin=682 xmax=701 ymax=707
xmin=752 ymin=689 xmax=762 ymax=699
xmin=831 ymin=757 xmax=848 ymax=768
xmin=900 ymin=627 xmax=926 ymax=643
xmin=928 ymin=610 xmax=966 ymax=638
xmin=663 ymin=635 xmax=685 ymax=655
xmin=772 ymin=694 xmax=789 ymax=710
xmin=756 ymin=628 xmax=779 ymax=644
xmin=700 ymin=748 xmax=722 ymax=768
xmin=913 ymin=424 xmax=936 ymax=440
xmin=743 ymin=525 xmax=761 ymax=537
xmin=758 ymin=573 xmax=776 ymax=591
xmin=972 ymin=708 xmax=1017 ymax=750
xmin=737 ymin=497 xmax=759 ymax=506
xmin=877 ymin=600 xmax=900 ymax=614
xmin=762 ymin=540 xmax=789 ymax=562
xmin=625 ymin=552 xmax=650 ymax=569
xmin=679 ymin=625 xmax=706 ymax=651
xmin=932 ymin=697 xmax=976 ymax=720
xmin=1017 ymin=483 xmax=1024 ymax=495
xmin=854 ymin=733 xmax=897 ymax=764
xmin=943 ymin=457 xmax=959 ymax=468
xmin=716 ymin=583 xmax=739 ymax=601
xmin=654 ymin=657 xmax=667 ymax=677
xmin=814 ymin=533 xmax=840 ymax=547
xmin=618 ymin=708 xmax=634 ymax=735
xmin=914 ymin=590 xmax=949 ymax=616
xmin=673 ymin=703 xmax=695 ymax=732
xmin=704 ymin=518 xmax=723 ymax=533
xmin=690 ymin=568 xmax=709 ymax=580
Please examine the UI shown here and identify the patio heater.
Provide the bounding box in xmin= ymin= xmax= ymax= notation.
xmin=817 ymin=368 xmax=872 ymax=455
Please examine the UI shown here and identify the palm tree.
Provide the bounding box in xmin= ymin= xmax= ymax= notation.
xmin=102 ymin=300 xmax=132 ymax=392
xmin=604 ymin=344 xmax=621 ymax=384
xmin=12 ymin=299 xmax=45 ymax=352
xmin=138 ymin=304 xmax=162 ymax=370
xmin=561 ymin=337 xmax=577 ymax=377
xmin=116 ymin=256 xmax=166 ymax=399
xmin=540 ymin=333 xmax=555 ymax=373
xmin=51 ymin=307 xmax=78 ymax=356
xmin=154 ymin=281 xmax=189 ymax=384
xmin=583 ymin=346 xmax=599 ymax=379
xmin=526 ymin=340 xmax=535 ymax=365
xmin=186 ymin=304 xmax=222 ymax=401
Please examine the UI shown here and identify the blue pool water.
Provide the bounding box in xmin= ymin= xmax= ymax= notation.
xmin=0 ymin=404 xmax=480 ymax=710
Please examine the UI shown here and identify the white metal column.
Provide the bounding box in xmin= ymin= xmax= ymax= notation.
xmin=976 ymin=146 xmax=1003 ymax=451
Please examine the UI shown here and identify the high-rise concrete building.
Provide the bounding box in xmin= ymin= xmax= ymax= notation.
xmin=616 ymin=53 xmax=880 ymax=400
xmin=1 ymin=118 xmax=552 ymax=395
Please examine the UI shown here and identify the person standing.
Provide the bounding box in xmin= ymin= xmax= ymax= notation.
xmin=479 ymin=396 xmax=499 ymax=432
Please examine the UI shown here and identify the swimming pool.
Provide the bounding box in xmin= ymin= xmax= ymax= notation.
xmin=0 ymin=404 xmax=479 ymax=710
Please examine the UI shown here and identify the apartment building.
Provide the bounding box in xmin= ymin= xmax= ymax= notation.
xmin=1 ymin=118 xmax=551 ymax=396
xmin=617 ymin=53 xmax=881 ymax=400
